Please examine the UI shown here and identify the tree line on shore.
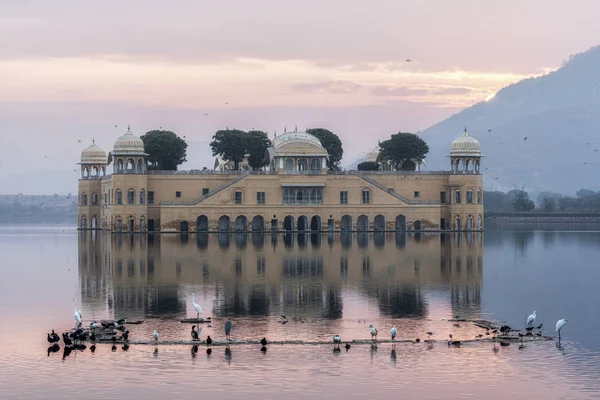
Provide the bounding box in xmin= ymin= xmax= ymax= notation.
xmin=138 ymin=128 xmax=429 ymax=172
xmin=485 ymin=189 xmax=600 ymax=213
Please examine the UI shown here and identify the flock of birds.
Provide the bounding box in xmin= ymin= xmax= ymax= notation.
xmin=330 ymin=311 xmax=568 ymax=352
xmin=47 ymin=298 xmax=569 ymax=360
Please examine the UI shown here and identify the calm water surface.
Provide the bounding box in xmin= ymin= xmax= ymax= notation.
xmin=1 ymin=225 xmax=599 ymax=399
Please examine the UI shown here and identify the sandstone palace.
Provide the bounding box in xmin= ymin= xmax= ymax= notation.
xmin=77 ymin=128 xmax=483 ymax=232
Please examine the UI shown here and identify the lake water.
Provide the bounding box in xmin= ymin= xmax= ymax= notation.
xmin=1 ymin=225 xmax=599 ymax=399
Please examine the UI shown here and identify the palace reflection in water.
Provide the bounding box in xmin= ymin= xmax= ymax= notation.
xmin=77 ymin=231 xmax=484 ymax=322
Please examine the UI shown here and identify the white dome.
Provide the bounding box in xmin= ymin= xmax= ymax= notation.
xmin=113 ymin=126 xmax=145 ymax=154
xmin=451 ymin=129 xmax=481 ymax=156
xmin=273 ymin=130 xmax=324 ymax=150
xmin=80 ymin=141 xmax=106 ymax=164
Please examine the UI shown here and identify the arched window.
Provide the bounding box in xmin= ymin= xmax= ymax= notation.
xmin=116 ymin=189 xmax=123 ymax=205
xmin=455 ymin=190 xmax=462 ymax=204
xmin=126 ymin=159 xmax=135 ymax=172
xmin=140 ymin=189 xmax=146 ymax=204
xmin=91 ymin=192 xmax=98 ymax=205
xmin=297 ymin=159 xmax=308 ymax=173
xmin=310 ymin=158 xmax=321 ymax=174
xmin=477 ymin=189 xmax=482 ymax=204
xmin=137 ymin=159 xmax=144 ymax=173
xmin=80 ymin=215 xmax=87 ymax=229
xmin=128 ymin=189 xmax=135 ymax=204
xmin=466 ymin=190 xmax=474 ymax=204
xmin=284 ymin=158 xmax=294 ymax=174
xmin=117 ymin=159 xmax=124 ymax=172
xmin=81 ymin=192 xmax=88 ymax=206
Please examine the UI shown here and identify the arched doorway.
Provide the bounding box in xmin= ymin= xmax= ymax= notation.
xmin=413 ymin=220 xmax=422 ymax=231
xmin=310 ymin=215 xmax=321 ymax=231
xmin=139 ymin=216 xmax=146 ymax=231
xmin=478 ymin=215 xmax=483 ymax=230
xmin=91 ymin=215 xmax=97 ymax=229
xmin=218 ymin=215 xmax=231 ymax=232
xmin=80 ymin=215 xmax=87 ymax=229
xmin=454 ymin=215 xmax=461 ymax=231
xmin=129 ymin=216 xmax=135 ymax=232
xmin=235 ymin=215 xmax=248 ymax=231
xmin=252 ymin=215 xmax=265 ymax=231
xmin=341 ymin=215 xmax=352 ymax=231
xmin=374 ymin=214 xmax=385 ymax=231
xmin=284 ymin=158 xmax=294 ymax=174
xmin=115 ymin=216 xmax=123 ymax=232
xmin=297 ymin=215 xmax=308 ymax=231
xmin=395 ymin=215 xmax=407 ymax=231
xmin=467 ymin=215 xmax=474 ymax=230
xmin=196 ymin=215 xmax=208 ymax=232
xmin=283 ymin=216 xmax=294 ymax=231
xmin=357 ymin=215 xmax=369 ymax=231
xmin=180 ymin=220 xmax=189 ymax=232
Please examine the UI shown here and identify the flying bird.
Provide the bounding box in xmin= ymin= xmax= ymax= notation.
xmin=524 ymin=136 xmax=528 ymax=141
xmin=405 ymin=59 xmax=412 ymax=63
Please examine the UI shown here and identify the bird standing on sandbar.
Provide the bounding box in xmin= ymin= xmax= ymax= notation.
xmin=369 ymin=324 xmax=378 ymax=341
xmin=526 ymin=311 xmax=537 ymax=328
xmin=390 ymin=325 xmax=397 ymax=346
xmin=556 ymin=319 xmax=567 ymax=341
xmin=73 ymin=299 xmax=82 ymax=327
xmin=153 ymin=330 xmax=159 ymax=341
xmin=225 ymin=318 xmax=232 ymax=341
xmin=206 ymin=336 xmax=213 ymax=347
xmin=191 ymin=294 xmax=203 ymax=319
xmin=191 ymin=325 xmax=199 ymax=341
xmin=333 ymin=335 xmax=341 ymax=349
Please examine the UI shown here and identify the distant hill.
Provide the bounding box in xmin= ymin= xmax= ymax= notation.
xmin=419 ymin=45 xmax=600 ymax=196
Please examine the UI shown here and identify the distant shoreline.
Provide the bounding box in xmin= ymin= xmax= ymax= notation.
xmin=485 ymin=212 xmax=600 ymax=223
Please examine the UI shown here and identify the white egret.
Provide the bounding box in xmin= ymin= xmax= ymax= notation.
xmin=153 ymin=330 xmax=159 ymax=341
xmin=191 ymin=293 xmax=203 ymax=319
xmin=73 ymin=299 xmax=82 ymax=326
xmin=556 ymin=319 xmax=567 ymax=340
xmin=526 ymin=311 xmax=536 ymax=327
xmin=369 ymin=324 xmax=378 ymax=340
xmin=390 ymin=325 xmax=397 ymax=344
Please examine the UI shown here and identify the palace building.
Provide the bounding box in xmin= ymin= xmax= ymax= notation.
xmin=78 ymin=127 xmax=484 ymax=232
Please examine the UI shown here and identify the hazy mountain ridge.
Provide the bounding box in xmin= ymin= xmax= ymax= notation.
xmin=420 ymin=45 xmax=600 ymax=195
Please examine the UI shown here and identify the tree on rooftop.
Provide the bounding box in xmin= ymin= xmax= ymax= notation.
xmin=357 ymin=161 xmax=379 ymax=171
xmin=210 ymin=129 xmax=248 ymax=170
xmin=140 ymin=130 xmax=187 ymax=171
xmin=306 ymin=128 xmax=343 ymax=171
xmin=378 ymin=132 xmax=429 ymax=171
xmin=246 ymin=130 xmax=272 ymax=170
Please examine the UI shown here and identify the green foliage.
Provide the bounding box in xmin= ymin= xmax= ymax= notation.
xmin=210 ymin=129 xmax=272 ymax=170
xmin=512 ymin=190 xmax=535 ymax=212
xmin=140 ymin=130 xmax=188 ymax=171
xmin=576 ymin=189 xmax=596 ymax=198
xmin=246 ymin=130 xmax=271 ymax=170
xmin=357 ymin=161 xmax=379 ymax=171
xmin=541 ymin=197 xmax=556 ymax=212
xmin=306 ymin=128 xmax=343 ymax=171
xmin=210 ymin=129 xmax=247 ymax=170
xmin=378 ymin=132 xmax=429 ymax=171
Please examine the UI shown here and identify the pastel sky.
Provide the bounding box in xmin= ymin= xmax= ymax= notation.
xmin=1 ymin=0 xmax=599 ymax=193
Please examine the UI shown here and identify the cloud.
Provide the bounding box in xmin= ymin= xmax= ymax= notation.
xmin=370 ymin=85 xmax=431 ymax=97
xmin=291 ymin=80 xmax=363 ymax=94
xmin=433 ymin=87 xmax=473 ymax=95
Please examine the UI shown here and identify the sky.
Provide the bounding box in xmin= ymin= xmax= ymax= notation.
xmin=1 ymin=0 xmax=599 ymax=194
